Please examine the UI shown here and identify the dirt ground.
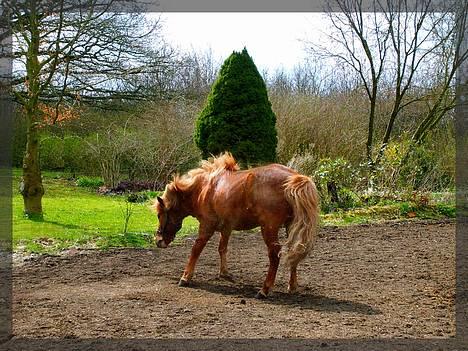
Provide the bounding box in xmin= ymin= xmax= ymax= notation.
xmin=9 ymin=220 xmax=456 ymax=341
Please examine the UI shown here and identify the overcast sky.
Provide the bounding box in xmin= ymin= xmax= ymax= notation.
xmin=158 ymin=12 xmax=327 ymax=73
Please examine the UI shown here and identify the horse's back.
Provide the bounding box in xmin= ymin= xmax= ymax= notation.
xmin=212 ymin=164 xmax=297 ymax=229
xmin=248 ymin=163 xmax=297 ymax=182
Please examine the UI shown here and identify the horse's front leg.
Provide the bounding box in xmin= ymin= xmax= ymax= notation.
xmin=218 ymin=228 xmax=234 ymax=281
xmin=256 ymin=225 xmax=281 ymax=299
xmin=179 ymin=223 xmax=214 ymax=286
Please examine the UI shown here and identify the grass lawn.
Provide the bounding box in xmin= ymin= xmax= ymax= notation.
xmin=11 ymin=169 xmax=456 ymax=254
xmin=12 ymin=169 xmax=199 ymax=253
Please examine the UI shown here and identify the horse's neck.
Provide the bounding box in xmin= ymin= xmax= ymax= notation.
xmin=178 ymin=177 xmax=208 ymax=218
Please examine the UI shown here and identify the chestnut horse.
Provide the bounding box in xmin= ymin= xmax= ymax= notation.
xmin=154 ymin=153 xmax=319 ymax=298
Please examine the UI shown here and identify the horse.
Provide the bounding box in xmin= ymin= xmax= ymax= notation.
xmin=154 ymin=152 xmax=320 ymax=299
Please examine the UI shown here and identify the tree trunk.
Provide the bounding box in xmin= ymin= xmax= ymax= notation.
xmin=18 ymin=0 xmax=44 ymax=218
xmin=327 ymin=181 xmax=339 ymax=204
xmin=20 ymin=113 xmax=44 ymax=217
xmin=366 ymin=93 xmax=377 ymax=168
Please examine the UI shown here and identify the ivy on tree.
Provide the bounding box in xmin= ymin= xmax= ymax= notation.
xmin=194 ymin=48 xmax=277 ymax=165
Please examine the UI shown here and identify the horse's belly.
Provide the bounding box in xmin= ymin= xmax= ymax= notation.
xmin=228 ymin=210 xmax=266 ymax=230
xmin=232 ymin=220 xmax=259 ymax=231
xmin=217 ymin=203 xmax=289 ymax=231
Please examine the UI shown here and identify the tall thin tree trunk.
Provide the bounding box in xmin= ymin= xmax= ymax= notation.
xmin=19 ymin=0 xmax=44 ymax=217
xmin=20 ymin=110 xmax=44 ymax=217
xmin=366 ymin=93 xmax=377 ymax=167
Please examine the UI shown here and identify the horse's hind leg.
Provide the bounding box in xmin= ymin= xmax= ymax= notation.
xmin=288 ymin=265 xmax=298 ymax=293
xmin=179 ymin=224 xmax=214 ymax=286
xmin=218 ymin=228 xmax=234 ymax=281
xmin=284 ymin=221 xmax=298 ymax=293
xmin=284 ymin=220 xmax=298 ymax=293
xmin=256 ymin=225 xmax=281 ymax=299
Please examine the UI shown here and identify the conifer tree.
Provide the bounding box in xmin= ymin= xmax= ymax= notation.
xmin=194 ymin=48 xmax=277 ymax=165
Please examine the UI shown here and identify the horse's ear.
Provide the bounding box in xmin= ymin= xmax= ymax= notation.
xmin=157 ymin=196 xmax=165 ymax=208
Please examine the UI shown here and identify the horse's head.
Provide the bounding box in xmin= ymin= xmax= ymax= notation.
xmin=154 ymin=194 xmax=184 ymax=248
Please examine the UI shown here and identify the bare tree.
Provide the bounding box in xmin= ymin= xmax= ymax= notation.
xmin=269 ymin=67 xmax=293 ymax=95
xmin=176 ymin=49 xmax=219 ymax=99
xmin=129 ymin=48 xmax=220 ymax=101
xmin=266 ymin=60 xmax=332 ymax=96
xmin=309 ymin=0 xmax=468 ymax=168
xmin=311 ymin=0 xmax=390 ymax=165
xmin=291 ymin=60 xmax=328 ymax=95
xmin=85 ymin=100 xmax=200 ymax=188
xmin=410 ymin=7 xmax=468 ymax=144
xmin=0 ymin=0 xmax=173 ymax=217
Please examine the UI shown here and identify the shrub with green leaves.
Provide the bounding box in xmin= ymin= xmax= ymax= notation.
xmin=314 ymin=157 xmax=363 ymax=211
xmin=194 ymin=48 xmax=277 ymax=165
xmin=40 ymin=135 xmax=65 ymax=170
xmin=398 ymin=143 xmax=454 ymax=191
xmin=63 ymin=136 xmax=88 ymax=175
xmin=126 ymin=192 xmax=149 ymax=203
xmin=436 ymin=203 xmax=456 ymax=217
xmin=76 ymin=176 xmax=104 ymax=188
xmin=314 ymin=158 xmax=359 ymax=192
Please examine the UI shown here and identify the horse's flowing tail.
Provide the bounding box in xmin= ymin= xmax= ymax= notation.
xmin=282 ymin=174 xmax=320 ymax=267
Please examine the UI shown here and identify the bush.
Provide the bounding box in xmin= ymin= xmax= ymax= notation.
xmin=84 ymin=101 xmax=201 ymax=188
xmin=337 ymin=188 xmax=362 ymax=210
xmin=40 ymin=135 xmax=64 ymax=170
xmin=371 ymin=134 xmax=455 ymax=193
xmin=288 ymin=153 xmax=363 ymax=211
xmin=38 ymin=133 xmax=94 ymax=175
xmin=314 ymin=157 xmax=360 ymax=193
xmin=84 ymin=127 xmax=131 ymax=188
xmin=111 ymin=180 xmax=161 ymax=193
xmin=126 ymin=192 xmax=149 ymax=203
xmin=313 ymin=157 xmax=363 ymax=211
xmin=63 ymin=136 xmax=89 ymax=176
xmin=273 ymin=91 xmax=368 ymax=164
xmin=194 ymin=48 xmax=277 ymax=165
xmin=436 ymin=203 xmax=456 ymax=218
xmin=399 ymin=202 xmax=417 ymax=216
xmin=287 ymin=150 xmax=319 ymax=177
xmin=76 ymin=176 xmax=104 ymax=188
xmin=398 ymin=141 xmax=454 ymax=191
xmin=123 ymin=100 xmax=201 ymax=186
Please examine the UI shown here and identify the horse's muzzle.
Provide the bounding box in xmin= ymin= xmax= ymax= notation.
xmin=156 ymin=239 xmax=168 ymax=248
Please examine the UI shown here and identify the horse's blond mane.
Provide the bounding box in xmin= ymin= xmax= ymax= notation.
xmin=161 ymin=152 xmax=239 ymax=209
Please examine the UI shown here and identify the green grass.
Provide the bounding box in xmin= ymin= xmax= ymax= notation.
xmin=321 ymin=202 xmax=455 ymax=226
xmin=13 ymin=170 xmax=199 ymax=253
xmin=12 ymin=169 xmax=455 ymax=253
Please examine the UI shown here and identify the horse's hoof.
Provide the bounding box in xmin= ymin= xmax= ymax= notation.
xmin=219 ymin=273 xmax=235 ymax=282
xmin=178 ymin=279 xmax=190 ymax=287
xmin=255 ymin=290 xmax=268 ymax=299
xmin=288 ymin=285 xmax=298 ymax=294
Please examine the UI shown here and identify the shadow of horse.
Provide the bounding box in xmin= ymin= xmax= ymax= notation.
xmin=179 ymin=279 xmax=381 ymax=316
